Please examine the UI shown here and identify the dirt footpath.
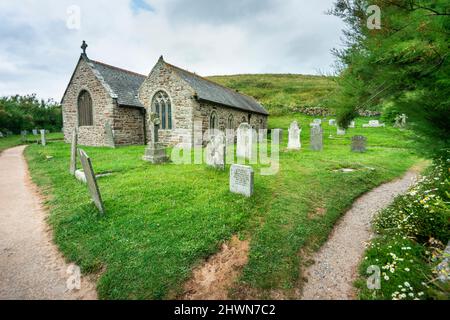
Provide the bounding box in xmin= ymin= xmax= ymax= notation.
xmin=300 ymin=169 xmax=419 ymax=300
xmin=0 ymin=146 xmax=96 ymax=300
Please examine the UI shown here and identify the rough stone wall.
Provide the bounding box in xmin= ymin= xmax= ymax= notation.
xmin=62 ymin=57 xmax=115 ymax=147
xmin=139 ymin=59 xmax=196 ymax=147
xmin=113 ymin=106 xmax=145 ymax=145
xmin=194 ymin=101 xmax=268 ymax=144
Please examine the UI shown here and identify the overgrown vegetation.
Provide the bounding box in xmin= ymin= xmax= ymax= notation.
xmin=25 ymin=114 xmax=418 ymax=299
xmin=0 ymin=95 xmax=62 ymax=134
xmin=207 ymin=74 xmax=337 ymax=115
xmin=329 ymin=0 xmax=450 ymax=154
xmin=357 ymin=150 xmax=450 ymax=300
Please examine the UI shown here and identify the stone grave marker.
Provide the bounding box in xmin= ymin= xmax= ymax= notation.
xmin=230 ymin=164 xmax=254 ymax=197
xmin=143 ymin=112 xmax=169 ymax=163
xmin=21 ymin=130 xmax=28 ymax=142
xmin=288 ymin=121 xmax=301 ymax=150
xmin=363 ymin=120 xmax=385 ymax=128
xmin=329 ymin=119 xmax=336 ymax=126
xmin=349 ymin=121 xmax=356 ymax=128
xmin=337 ymin=127 xmax=346 ymax=136
xmin=0 ymin=132 xmax=4 ymax=138
xmin=105 ymin=121 xmax=115 ymax=148
xmin=351 ymin=135 xmax=367 ymax=153
xmin=394 ymin=114 xmax=407 ymax=128
xmin=78 ymin=149 xmax=105 ymax=215
xmin=70 ymin=129 xmax=78 ymax=175
xmin=40 ymin=129 xmax=46 ymax=146
xmin=236 ymin=123 xmax=255 ymax=160
xmin=310 ymin=125 xmax=323 ymax=151
xmin=205 ymin=133 xmax=226 ymax=170
xmin=32 ymin=129 xmax=38 ymax=136
xmin=313 ymin=119 xmax=322 ymax=125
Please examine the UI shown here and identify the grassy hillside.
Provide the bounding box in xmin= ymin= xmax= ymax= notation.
xmin=207 ymin=74 xmax=337 ymax=115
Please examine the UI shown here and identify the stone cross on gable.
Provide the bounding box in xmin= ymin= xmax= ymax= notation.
xmin=148 ymin=112 xmax=161 ymax=145
xmin=81 ymin=41 xmax=88 ymax=55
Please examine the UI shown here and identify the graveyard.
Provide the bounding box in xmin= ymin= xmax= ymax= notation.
xmin=22 ymin=113 xmax=419 ymax=299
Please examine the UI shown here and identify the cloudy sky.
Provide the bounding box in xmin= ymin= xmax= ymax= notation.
xmin=0 ymin=0 xmax=345 ymax=101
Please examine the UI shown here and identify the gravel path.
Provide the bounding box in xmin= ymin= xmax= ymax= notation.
xmin=300 ymin=169 xmax=419 ymax=300
xmin=0 ymin=146 xmax=97 ymax=300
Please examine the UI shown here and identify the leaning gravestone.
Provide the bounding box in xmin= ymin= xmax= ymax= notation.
xmin=206 ymin=133 xmax=226 ymax=170
xmin=236 ymin=123 xmax=255 ymax=160
xmin=78 ymin=149 xmax=105 ymax=215
xmin=230 ymin=164 xmax=254 ymax=197
xmin=40 ymin=129 xmax=46 ymax=146
xmin=105 ymin=121 xmax=115 ymax=148
xmin=310 ymin=125 xmax=323 ymax=151
xmin=351 ymin=136 xmax=367 ymax=153
xmin=70 ymin=129 xmax=78 ymax=175
xmin=288 ymin=121 xmax=301 ymax=150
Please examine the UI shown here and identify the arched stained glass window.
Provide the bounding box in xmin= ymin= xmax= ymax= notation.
xmin=151 ymin=91 xmax=172 ymax=130
xmin=78 ymin=90 xmax=93 ymax=126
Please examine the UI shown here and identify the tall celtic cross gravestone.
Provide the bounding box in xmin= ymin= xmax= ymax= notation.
xmin=310 ymin=125 xmax=323 ymax=151
xmin=78 ymin=149 xmax=105 ymax=215
xmin=40 ymin=129 xmax=46 ymax=146
xmin=288 ymin=121 xmax=301 ymax=150
xmin=206 ymin=133 xmax=226 ymax=170
xmin=70 ymin=129 xmax=78 ymax=175
xmin=143 ymin=112 xmax=169 ymax=164
xmin=351 ymin=135 xmax=367 ymax=153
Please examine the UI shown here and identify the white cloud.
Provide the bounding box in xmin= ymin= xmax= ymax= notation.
xmin=0 ymin=0 xmax=345 ymax=101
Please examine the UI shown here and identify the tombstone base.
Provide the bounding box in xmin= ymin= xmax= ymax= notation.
xmin=143 ymin=144 xmax=169 ymax=164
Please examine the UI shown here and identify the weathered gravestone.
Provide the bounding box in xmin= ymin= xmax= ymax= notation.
xmin=288 ymin=121 xmax=301 ymax=150
xmin=349 ymin=121 xmax=356 ymax=128
xmin=337 ymin=127 xmax=346 ymax=136
xmin=0 ymin=132 xmax=4 ymax=138
xmin=78 ymin=149 xmax=105 ymax=214
xmin=236 ymin=123 xmax=256 ymax=160
xmin=363 ymin=120 xmax=385 ymax=128
xmin=230 ymin=164 xmax=254 ymax=197
xmin=105 ymin=121 xmax=115 ymax=148
xmin=70 ymin=129 xmax=78 ymax=175
xmin=351 ymin=135 xmax=367 ymax=153
xmin=32 ymin=129 xmax=38 ymax=136
xmin=329 ymin=119 xmax=337 ymax=126
xmin=310 ymin=125 xmax=323 ymax=151
xmin=143 ymin=112 xmax=169 ymax=164
xmin=21 ymin=130 xmax=28 ymax=142
xmin=394 ymin=114 xmax=408 ymax=128
xmin=313 ymin=119 xmax=322 ymax=125
xmin=40 ymin=129 xmax=46 ymax=146
xmin=206 ymin=133 xmax=225 ymax=170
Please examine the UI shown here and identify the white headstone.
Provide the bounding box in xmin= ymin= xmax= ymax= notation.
xmin=329 ymin=119 xmax=337 ymax=126
xmin=40 ymin=129 xmax=46 ymax=146
xmin=205 ymin=133 xmax=225 ymax=170
xmin=236 ymin=123 xmax=256 ymax=160
xmin=230 ymin=164 xmax=254 ymax=197
xmin=288 ymin=121 xmax=301 ymax=150
xmin=349 ymin=121 xmax=356 ymax=128
xmin=363 ymin=120 xmax=385 ymax=128
xmin=337 ymin=127 xmax=346 ymax=135
xmin=314 ymin=119 xmax=322 ymax=125
xmin=32 ymin=129 xmax=38 ymax=135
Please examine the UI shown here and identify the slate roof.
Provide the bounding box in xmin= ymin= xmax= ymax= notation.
xmin=89 ymin=59 xmax=146 ymax=108
xmin=165 ymin=62 xmax=269 ymax=115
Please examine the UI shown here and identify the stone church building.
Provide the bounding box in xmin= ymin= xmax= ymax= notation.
xmin=61 ymin=43 xmax=269 ymax=147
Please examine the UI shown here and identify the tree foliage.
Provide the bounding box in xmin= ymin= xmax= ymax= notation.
xmin=330 ymin=0 xmax=450 ymax=153
xmin=0 ymin=94 xmax=62 ymax=134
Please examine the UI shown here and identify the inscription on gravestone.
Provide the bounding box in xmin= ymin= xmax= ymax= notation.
xmin=230 ymin=164 xmax=254 ymax=197
xmin=351 ymin=135 xmax=367 ymax=153
xmin=288 ymin=121 xmax=301 ymax=150
xmin=79 ymin=149 xmax=105 ymax=214
xmin=310 ymin=125 xmax=323 ymax=151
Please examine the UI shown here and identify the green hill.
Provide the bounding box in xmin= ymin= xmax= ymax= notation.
xmin=207 ymin=74 xmax=337 ymax=115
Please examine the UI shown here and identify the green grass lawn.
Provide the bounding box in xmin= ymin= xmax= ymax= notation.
xmin=24 ymin=114 xmax=420 ymax=299
xmin=0 ymin=132 xmax=63 ymax=153
xmin=207 ymin=74 xmax=336 ymax=115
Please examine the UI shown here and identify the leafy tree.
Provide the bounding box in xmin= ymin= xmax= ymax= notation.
xmin=329 ymin=0 xmax=450 ymax=154
xmin=0 ymin=94 xmax=62 ymax=134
